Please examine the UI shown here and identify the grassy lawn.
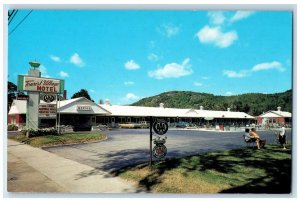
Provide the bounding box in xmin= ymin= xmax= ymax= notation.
xmin=9 ymin=133 xmax=107 ymax=148
xmin=114 ymin=145 xmax=292 ymax=194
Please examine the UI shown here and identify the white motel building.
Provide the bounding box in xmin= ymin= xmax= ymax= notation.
xmin=9 ymin=63 xmax=291 ymax=131
xmin=8 ymin=96 xmax=257 ymax=131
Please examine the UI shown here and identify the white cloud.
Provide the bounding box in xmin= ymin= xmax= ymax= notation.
xmin=223 ymin=70 xmax=248 ymax=78
xmin=223 ymin=61 xmax=285 ymax=79
xmin=124 ymin=81 xmax=135 ymax=86
xmin=70 ymin=53 xmax=85 ymax=67
xmin=201 ymin=76 xmax=210 ymax=80
xmin=39 ymin=65 xmax=47 ymax=74
xmin=229 ymin=11 xmax=255 ymax=23
xmin=196 ymin=26 xmax=238 ymax=48
xmin=89 ymin=89 xmax=95 ymax=93
xmin=125 ymin=93 xmax=140 ymax=101
xmin=208 ymin=11 xmax=225 ymax=25
xmin=225 ymin=91 xmax=234 ymax=96
xmin=59 ymin=71 xmax=69 ymax=78
xmin=50 ymin=55 xmax=61 ymax=62
xmin=251 ymin=61 xmax=285 ymax=72
xmin=39 ymin=65 xmax=51 ymax=78
xmin=124 ymin=60 xmax=140 ymax=70
xmin=148 ymin=58 xmax=192 ymax=79
xmin=158 ymin=23 xmax=180 ymax=37
xmin=148 ymin=53 xmax=159 ymax=62
xmin=193 ymin=82 xmax=203 ymax=87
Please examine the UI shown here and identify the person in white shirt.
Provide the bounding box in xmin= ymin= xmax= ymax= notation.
xmin=278 ymin=126 xmax=287 ymax=149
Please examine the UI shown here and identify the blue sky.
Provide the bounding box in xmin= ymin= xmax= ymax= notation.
xmin=8 ymin=10 xmax=292 ymax=105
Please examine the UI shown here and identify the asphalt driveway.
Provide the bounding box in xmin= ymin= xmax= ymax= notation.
xmin=44 ymin=128 xmax=292 ymax=173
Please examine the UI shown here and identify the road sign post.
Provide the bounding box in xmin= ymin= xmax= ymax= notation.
xmin=150 ymin=118 xmax=169 ymax=168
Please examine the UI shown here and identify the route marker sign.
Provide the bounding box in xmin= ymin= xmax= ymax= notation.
xmin=153 ymin=119 xmax=168 ymax=135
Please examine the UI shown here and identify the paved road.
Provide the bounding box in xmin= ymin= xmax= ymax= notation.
xmin=44 ymin=128 xmax=292 ymax=173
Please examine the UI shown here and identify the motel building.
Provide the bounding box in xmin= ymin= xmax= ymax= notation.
xmin=12 ymin=62 xmax=291 ymax=132
xmin=8 ymin=97 xmax=256 ymax=131
xmin=256 ymin=107 xmax=292 ymax=127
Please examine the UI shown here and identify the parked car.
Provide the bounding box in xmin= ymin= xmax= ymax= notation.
xmin=175 ymin=121 xmax=189 ymax=128
xmin=139 ymin=121 xmax=150 ymax=128
xmin=73 ymin=124 xmax=92 ymax=131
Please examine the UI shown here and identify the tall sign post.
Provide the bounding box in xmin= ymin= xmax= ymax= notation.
xmin=26 ymin=61 xmax=41 ymax=129
xmin=18 ymin=61 xmax=65 ymax=130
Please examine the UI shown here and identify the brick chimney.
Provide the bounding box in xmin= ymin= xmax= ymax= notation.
xmin=63 ymin=90 xmax=67 ymax=99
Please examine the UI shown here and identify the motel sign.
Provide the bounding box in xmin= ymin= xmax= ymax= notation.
xmin=17 ymin=62 xmax=65 ymax=129
xmin=18 ymin=75 xmax=64 ymax=94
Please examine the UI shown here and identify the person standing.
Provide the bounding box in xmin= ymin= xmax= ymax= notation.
xmin=278 ymin=126 xmax=287 ymax=149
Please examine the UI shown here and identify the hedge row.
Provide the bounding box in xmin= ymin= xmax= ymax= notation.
xmin=8 ymin=124 xmax=18 ymax=131
xmin=21 ymin=128 xmax=58 ymax=138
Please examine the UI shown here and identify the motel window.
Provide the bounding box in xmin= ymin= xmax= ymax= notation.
xmin=127 ymin=117 xmax=131 ymax=123
xmin=111 ymin=117 xmax=115 ymax=123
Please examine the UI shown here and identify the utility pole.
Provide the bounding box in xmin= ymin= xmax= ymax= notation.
xmin=149 ymin=116 xmax=153 ymax=169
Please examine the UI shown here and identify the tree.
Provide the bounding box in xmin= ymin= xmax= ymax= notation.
xmin=7 ymin=81 xmax=25 ymax=111
xmin=8 ymin=81 xmax=17 ymax=110
xmin=71 ymin=89 xmax=94 ymax=102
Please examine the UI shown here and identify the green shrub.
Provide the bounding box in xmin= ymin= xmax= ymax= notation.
xmin=7 ymin=124 xmax=18 ymax=131
xmin=22 ymin=128 xmax=58 ymax=138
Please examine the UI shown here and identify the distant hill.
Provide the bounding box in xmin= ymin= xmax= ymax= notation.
xmin=131 ymin=90 xmax=292 ymax=116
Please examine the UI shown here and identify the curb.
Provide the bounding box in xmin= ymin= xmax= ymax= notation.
xmin=39 ymin=135 xmax=108 ymax=149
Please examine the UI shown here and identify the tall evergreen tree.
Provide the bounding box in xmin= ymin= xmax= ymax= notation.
xmin=7 ymin=81 xmax=25 ymax=111
xmin=8 ymin=81 xmax=17 ymax=111
xmin=71 ymin=89 xmax=94 ymax=102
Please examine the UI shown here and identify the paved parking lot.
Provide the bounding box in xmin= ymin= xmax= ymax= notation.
xmin=44 ymin=128 xmax=292 ymax=173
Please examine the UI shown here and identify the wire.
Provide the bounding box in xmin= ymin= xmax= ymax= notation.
xmin=8 ymin=10 xmax=15 ymax=20
xmin=8 ymin=10 xmax=18 ymax=25
xmin=9 ymin=10 xmax=33 ymax=36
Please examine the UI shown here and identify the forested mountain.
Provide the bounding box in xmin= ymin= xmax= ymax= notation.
xmin=131 ymin=90 xmax=292 ymax=116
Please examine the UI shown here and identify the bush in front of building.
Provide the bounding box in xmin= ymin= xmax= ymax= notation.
xmin=7 ymin=124 xmax=18 ymax=131
xmin=21 ymin=128 xmax=58 ymax=138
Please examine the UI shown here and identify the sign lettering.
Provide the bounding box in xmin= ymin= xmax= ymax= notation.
xmin=39 ymin=104 xmax=57 ymax=118
xmin=18 ymin=75 xmax=64 ymax=94
xmin=77 ymin=105 xmax=92 ymax=111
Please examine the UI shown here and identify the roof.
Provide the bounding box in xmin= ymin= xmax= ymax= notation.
xmin=57 ymin=97 xmax=110 ymax=114
xmin=8 ymin=97 xmax=110 ymax=115
xmin=8 ymin=97 xmax=255 ymax=119
xmin=99 ymin=104 xmax=255 ymax=119
xmin=259 ymin=110 xmax=292 ymax=118
xmin=8 ymin=100 xmax=27 ymax=115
